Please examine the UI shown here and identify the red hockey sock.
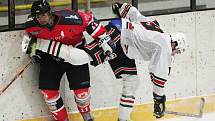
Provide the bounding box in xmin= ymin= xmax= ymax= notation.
xmin=41 ymin=90 xmax=68 ymax=121
xmin=74 ymin=88 xmax=91 ymax=113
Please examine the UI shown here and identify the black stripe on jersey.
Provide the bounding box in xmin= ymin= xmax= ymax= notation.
xmin=56 ymin=43 xmax=62 ymax=57
xmin=47 ymin=40 xmax=53 ymax=54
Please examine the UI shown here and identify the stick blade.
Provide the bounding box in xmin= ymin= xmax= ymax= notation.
xmin=165 ymin=97 xmax=205 ymax=118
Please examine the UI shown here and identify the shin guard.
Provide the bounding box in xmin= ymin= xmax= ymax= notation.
xmin=41 ymin=90 xmax=68 ymax=121
xmin=74 ymin=88 xmax=94 ymax=121
xmin=118 ymin=75 xmax=139 ymax=121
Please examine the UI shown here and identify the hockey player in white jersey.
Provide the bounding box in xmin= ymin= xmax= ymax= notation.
xmin=112 ymin=2 xmax=188 ymax=120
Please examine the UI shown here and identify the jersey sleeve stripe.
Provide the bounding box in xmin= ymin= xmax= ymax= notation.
xmin=47 ymin=40 xmax=53 ymax=54
xmin=90 ymin=23 xmax=102 ymax=37
xmin=56 ymin=43 xmax=62 ymax=57
xmin=51 ymin=41 xmax=57 ymax=56
xmin=121 ymin=4 xmax=132 ymax=18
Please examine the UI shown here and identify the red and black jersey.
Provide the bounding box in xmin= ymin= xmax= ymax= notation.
xmin=84 ymin=23 xmax=137 ymax=78
xmin=25 ymin=8 xmax=106 ymax=47
xmin=105 ymin=24 xmax=137 ymax=78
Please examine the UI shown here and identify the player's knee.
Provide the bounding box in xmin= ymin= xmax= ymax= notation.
xmin=122 ymin=74 xmax=139 ymax=95
xmin=40 ymin=90 xmax=64 ymax=112
xmin=74 ymin=88 xmax=91 ymax=113
xmin=41 ymin=90 xmax=59 ymax=99
xmin=74 ymin=88 xmax=90 ymax=106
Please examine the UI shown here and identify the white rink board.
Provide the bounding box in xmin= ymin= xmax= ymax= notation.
xmin=0 ymin=10 xmax=215 ymax=120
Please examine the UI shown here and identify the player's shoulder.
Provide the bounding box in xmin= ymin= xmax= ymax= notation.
xmin=105 ymin=23 xmax=118 ymax=32
xmin=54 ymin=8 xmax=85 ymax=25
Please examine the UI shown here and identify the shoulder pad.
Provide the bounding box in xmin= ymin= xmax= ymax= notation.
xmin=55 ymin=9 xmax=83 ymax=25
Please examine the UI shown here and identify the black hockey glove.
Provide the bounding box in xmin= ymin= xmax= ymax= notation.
xmin=31 ymin=50 xmax=42 ymax=63
xmin=112 ymin=2 xmax=123 ymax=17
xmin=105 ymin=39 xmax=117 ymax=60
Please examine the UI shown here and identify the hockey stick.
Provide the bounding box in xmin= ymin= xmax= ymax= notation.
xmin=165 ymin=97 xmax=205 ymax=118
xmin=0 ymin=60 xmax=32 ymax=95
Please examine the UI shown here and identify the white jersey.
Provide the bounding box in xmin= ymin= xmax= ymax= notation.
xmin=119 ymin=3 xmax=172 ymax=80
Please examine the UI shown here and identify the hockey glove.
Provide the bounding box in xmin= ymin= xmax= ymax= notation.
xmin=112 ymin=2 xmax=123 ymax=17
xmin=98 ymin=34 xmax=117 ymax=59
xmin=21 ymin=35 xmax=41 ymax=63
xmin=30 ymin=43 xmax=41 ymax=63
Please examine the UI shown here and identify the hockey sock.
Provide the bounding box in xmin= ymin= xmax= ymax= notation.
xmin=41 ymin=90 xmax=68 ymax=121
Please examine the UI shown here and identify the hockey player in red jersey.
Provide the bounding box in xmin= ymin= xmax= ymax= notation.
xmin=23 ymin=19 xmax=139 ymax=121
xmin=22 ymin=0 xmax=116 ymax=121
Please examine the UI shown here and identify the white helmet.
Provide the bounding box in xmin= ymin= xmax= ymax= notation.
xmin=170 ymin=32 xmax=188 ymax=53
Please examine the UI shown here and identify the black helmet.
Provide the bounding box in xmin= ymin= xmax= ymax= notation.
xmin=31 ymin=0 xmax=51 ymax=17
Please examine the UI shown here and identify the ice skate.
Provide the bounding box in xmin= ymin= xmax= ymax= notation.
xmin=153 ymin=93 xmax=166 ymax=118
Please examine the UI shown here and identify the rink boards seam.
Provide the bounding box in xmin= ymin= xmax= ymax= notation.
xmin=19 ymin=94 xmax=215 ymax=121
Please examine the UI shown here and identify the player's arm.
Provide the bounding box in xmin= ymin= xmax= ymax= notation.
xmin=21 ymin=30 xmax=109 ymax=66
xmin=112 ymin=2 xmax=148 ymax=22
xmin=21 ymin=35 xmax=93 ymax=65
xmin=85 ymin=14 xmax=116 ymax=57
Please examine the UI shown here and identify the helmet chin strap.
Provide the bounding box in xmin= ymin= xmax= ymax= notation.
xmin=40 ymin=13 xmax=54 ymax=29
xmin=48 ymin=14 xmax=54 ymax=26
